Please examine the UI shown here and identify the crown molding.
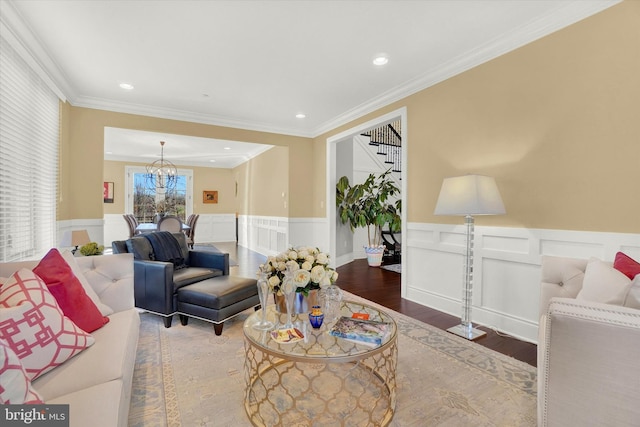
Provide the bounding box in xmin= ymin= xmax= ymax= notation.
xmin=1 ymin=0 xmax=74 ymax=101
xmin=312 ymin=0 xmax=621 ymax=137
xmin=3 ymin=0 xmax=620 ymax=139
xmin=104 ymin=153 xmax=248 ymax=169
xmin=105 ymin=141 xmax=273 ymax=169
xmin=72 ymin=95 xmax=315 ymax=138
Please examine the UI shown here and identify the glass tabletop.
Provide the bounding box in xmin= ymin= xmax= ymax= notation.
xmin=243 ymin=300 xmax=397 ymax=362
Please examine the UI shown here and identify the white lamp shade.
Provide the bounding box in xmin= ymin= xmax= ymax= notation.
xmin=60 ymin=229 xmax=91 ymax=247
xmin=434 ymin=175 xmax=506 ymax=216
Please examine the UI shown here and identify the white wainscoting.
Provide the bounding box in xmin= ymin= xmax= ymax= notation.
xmin=238 ymin=215 xmax=288 ymax=256
xmin=192 ymin=214 xmax=236 ymax=243
xmin=57 ymin=219 xmax=105 ymax=249
xmin=237 ymin=215 xmax=328 ymax=258
xmin=405 ymin=223 xmax=640 ymax=343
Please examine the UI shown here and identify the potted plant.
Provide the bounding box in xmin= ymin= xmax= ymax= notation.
xmin=336 ymin=169 xmax=401 ymax=267
xmin=79 ymin=242 xmax=104 ymax=256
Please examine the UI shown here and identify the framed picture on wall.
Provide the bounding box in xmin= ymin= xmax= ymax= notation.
xmin=103 ymin=182 xmax=114 ymax=203
xmin=203 ymin=190 xmax=218 ymax=204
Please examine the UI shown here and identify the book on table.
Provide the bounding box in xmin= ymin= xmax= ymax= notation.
xmin=329 ymin=316 xmax=391 ymax=346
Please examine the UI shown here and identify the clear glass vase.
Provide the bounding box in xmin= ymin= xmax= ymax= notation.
xmin=321 ymin=284 xmax=343 ymax=324
xmin=253 ymin=275 xmax=274 ymax=331
xmin=280 ymin=267 xmax=296 ymax=329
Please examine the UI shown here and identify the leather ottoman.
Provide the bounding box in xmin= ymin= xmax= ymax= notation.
xmin=177 ymin=276 xmax=259 ymax=335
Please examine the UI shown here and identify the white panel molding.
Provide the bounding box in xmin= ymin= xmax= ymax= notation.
xmin=237 ymin=215 xmax=330 ymax=260
xmin=405 ymin=222 xmax=640 ymax=343
xmin=193 ymin=214 xmax=236 ymax=243
xmin=102 ymin=214 xmax=128 ymax=247
xmin=238 ymin=215 xmax=289 ymax=257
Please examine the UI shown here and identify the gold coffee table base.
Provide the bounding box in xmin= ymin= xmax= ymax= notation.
xmin=243 ymin=301 xmax=398 ymax=427
xmin=244 ymin=343 xmax=397 ymax=426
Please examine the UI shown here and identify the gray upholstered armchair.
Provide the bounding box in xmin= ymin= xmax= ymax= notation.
xmin=537 ymin=256 xmax=640 ymax=426
xmin=112 ymin=232 xmax=229 ymax=327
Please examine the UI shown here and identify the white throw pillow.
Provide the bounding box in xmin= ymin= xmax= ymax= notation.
xmin=61 ymin=250 xmax=114 ymax=316
xmin=623 ymin=274 xmax=640 ymax=309
xmin=0 ymin=338 xmax=43 ymax=404
xmin=577 ymin=257 xmax=632 ymax=305
xmin=0 ymin=269 xmax=95 ymax=381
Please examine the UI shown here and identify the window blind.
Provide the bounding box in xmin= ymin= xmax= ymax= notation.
xmin=0 ymin=35 xmax=59 ymax=262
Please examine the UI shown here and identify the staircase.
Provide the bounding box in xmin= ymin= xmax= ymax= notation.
xmin=361 ymin=119 xmax=402 ymax=175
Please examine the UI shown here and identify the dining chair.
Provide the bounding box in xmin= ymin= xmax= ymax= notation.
xmin=157 ymin=215 xmax=183 ymax=233
xmin=123 ymin=214 xmax=137 ymax=238
xmin=128 ymin=214 xmax=140 ymax=229
xmin=185 ymin=214 xmax=199 ymax=248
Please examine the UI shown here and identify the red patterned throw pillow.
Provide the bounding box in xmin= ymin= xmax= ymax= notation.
xmin=33 ymin=248 xmax=109 ymax=333
xmin=0 ymin=339 xmax=43 ymax=404
xmin=0 ymin=269 xmax=95 ymax=381
xmin=614 ymin=252 xmax=640 ymax=280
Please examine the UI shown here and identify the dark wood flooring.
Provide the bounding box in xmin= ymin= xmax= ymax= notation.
xmin=215 ymin=242 xmax=537 ymax=367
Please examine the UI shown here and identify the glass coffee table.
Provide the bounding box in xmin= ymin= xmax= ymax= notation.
xmin=243 ymin=300 xmax=398 ymax=426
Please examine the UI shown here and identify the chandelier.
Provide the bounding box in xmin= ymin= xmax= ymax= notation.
xmin=146 ymin=141 xmax=177 ymax=192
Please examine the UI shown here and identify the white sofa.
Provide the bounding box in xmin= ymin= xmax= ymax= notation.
xmin=537 ymin=255 xmax=640 ymax=427
xmin=0 ymin=253 xmax=139 ymax=427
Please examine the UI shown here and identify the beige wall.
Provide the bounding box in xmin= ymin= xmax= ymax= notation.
xmin=58 ymin=101 xmax=71 ymax=220
xmin=61 ymin=1 xmax=639 ymax=234
xmin=314 ymin=1 xmax=640 ymax=234
xmin=102 ymin=160 xmax=127 ymax=215
xmin=193 ymin=166 xmax=237 ymax=214
xmin=233 ymin=146 xmax=289 ymax=216
xmin=60 ymin=106 xmax=313 ymax=220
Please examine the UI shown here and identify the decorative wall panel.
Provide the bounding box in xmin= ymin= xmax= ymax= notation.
xmin=405 ymin=223 xmax=640 ymax=343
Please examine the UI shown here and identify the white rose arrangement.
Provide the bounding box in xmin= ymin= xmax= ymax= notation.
xmin=257 ymin=246 xmax=339 ymax=296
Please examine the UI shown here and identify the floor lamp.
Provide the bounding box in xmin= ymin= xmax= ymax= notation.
xmin=434 ymin=175 xmax=506 ymax=340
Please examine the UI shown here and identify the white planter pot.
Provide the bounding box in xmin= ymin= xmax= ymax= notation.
xmin=364 ymin=245 xmax=385 ymax=267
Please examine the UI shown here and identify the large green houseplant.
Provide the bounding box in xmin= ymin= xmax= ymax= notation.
xmin=336 ymin=169 xmax=401 ymax=266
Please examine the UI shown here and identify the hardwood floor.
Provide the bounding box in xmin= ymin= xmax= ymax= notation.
xmin=215 ymin=242 xmax=537 ymax=367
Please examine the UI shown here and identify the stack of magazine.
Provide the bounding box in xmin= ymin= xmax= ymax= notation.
xmin=329 ymin=316 xmax=391 ymax=346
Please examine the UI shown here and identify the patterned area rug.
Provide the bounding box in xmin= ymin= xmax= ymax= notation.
xmin=128 ymin=293 xmax=536 ymax=426
xmin=381 ymin=264 xmax=401 ymax=273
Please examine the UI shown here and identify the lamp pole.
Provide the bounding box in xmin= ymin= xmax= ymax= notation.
xmin=446 ymin=214 xmax=486 ymax=340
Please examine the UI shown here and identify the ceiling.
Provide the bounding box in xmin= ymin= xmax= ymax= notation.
xmin=2 ymin=0 xmax=618 ymax=167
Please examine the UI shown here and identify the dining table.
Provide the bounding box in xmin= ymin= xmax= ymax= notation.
xmin=135 ymin=223 xmax=190 ymax=233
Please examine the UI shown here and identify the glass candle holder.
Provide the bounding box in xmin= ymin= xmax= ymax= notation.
xmin=309 ymin=305 xmax=324 ymax=329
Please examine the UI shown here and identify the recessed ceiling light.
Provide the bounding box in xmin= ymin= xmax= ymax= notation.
xmin=295 ymin=113 xmax=306 ymax=119
xmin=224 ymin=147 xmax=231 ymax=150
xmin=119 ymin=82 xmax=134 ymax=90
xmin=372 ymin=54 xmax=389 ymax=66
xmin=209 ymin=159 xmax=216 ymax=163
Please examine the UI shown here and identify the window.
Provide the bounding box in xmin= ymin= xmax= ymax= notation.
xmin=125 ymin=166 xmax=193 ymax=222
xmin=0 ymin=36 xmax=59 ymax=262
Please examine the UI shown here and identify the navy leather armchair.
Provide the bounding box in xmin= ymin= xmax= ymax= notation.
xmin=112 ymin=232 xmax=229 ymax=327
